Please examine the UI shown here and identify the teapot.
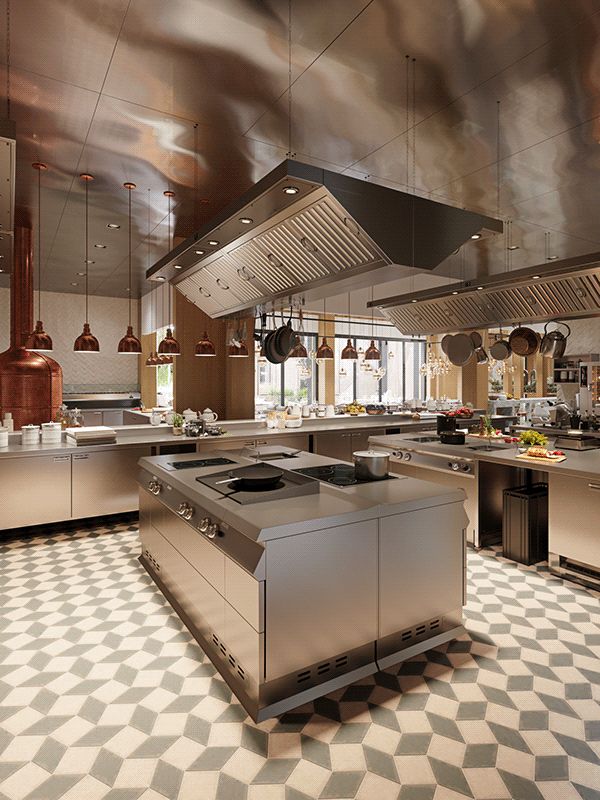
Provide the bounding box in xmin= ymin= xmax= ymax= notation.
xmin=201 ymin=408 xmax=218 ymax=423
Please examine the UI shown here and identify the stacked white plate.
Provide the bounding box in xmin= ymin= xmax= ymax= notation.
xmin=65 ymin=426 xmax=117 ymax=446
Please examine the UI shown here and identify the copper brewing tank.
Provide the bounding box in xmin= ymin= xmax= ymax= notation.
xmin=0 ymin=226 xmax=62 ymax=428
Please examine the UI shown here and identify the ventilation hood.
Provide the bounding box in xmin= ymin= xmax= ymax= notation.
xmin=370 ymin=251 xmax=600 ymax=335
xmin=147 ymin=160 xmax=501 ymax=318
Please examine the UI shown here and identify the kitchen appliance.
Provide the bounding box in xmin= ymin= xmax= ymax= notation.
xmin=167 ymin=457 xmax=237 ymax=470
xmin=370 ymin=252 xmax=600 ymax=336
xmin=440 ymin=431 xmax=466 ymax=445
xmin=352 ymin=450 xmax=389 ymax=481
xmin=539 ymin=321 xmax=570 ymax=359
xmin=437 ymin=415 xmax=457 ymax=434
xmin=149 ymin=160 xmax=501 ymax=318
xmin=138 ymin=452 xmax=466 ymax=722
xmin=380 ymin=440 xmax=475 ymax=476
xmin=509 ymin=326 xmax=539 ymax=357
xmin=553 ymin=433 xmax=600 ymax=451
xmin=196 ymin=465 xmax=319 ymax=504
xmin=293 ymin=463 xmax=397 ymax=486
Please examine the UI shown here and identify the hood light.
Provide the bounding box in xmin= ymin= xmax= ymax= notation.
xmin=239 ymin=217 xmax=253 ymax=224
xmin=470 ymin=233 xmax=481 ymax=240
xmin=283 ymin=185 xmax=299 ymax=194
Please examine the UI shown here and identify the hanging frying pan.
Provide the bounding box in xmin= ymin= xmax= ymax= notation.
xmin=446 ymin=334 xmax=474 ymax=366
xmin=273 ymin=310 xmax=295 ymax=357
xmin=441 ymin=334 xmax=452 ymax=355
xmin=264 ymin=329 xmax=288 ymax=364
xmin=509 ymin=326 xmax=539 ymax=357
xmin=490 ymin=330 xmax=511 ymax=361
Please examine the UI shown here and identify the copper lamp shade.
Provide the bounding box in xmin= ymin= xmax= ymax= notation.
xmin=117 ymin=325 xmax=142 ymax=354
xmin=289 ymin=335 xmax=308 ymax=358
xmin=195 ymin=331 xmax=216 ymax=357
xmin=158 ymin=328 xmax=181 ymax=355
xmin=158 ymin=353 xmax=173 ymax=365
xmin=74 ymin=322 xmax=100 ymax=352
xmin=341 ymin=338 xmax=358 ymax=359
xmin=316 ymin=337 xmax=334 ymax=359
xmin=228 ymin=341 xmax=249 ymax=357
xmin=146 ymin=352 xmax=159 ymax=367
xmin=365 ymin=339 xmax=381 ymax=361
xmin=26 ymin=320 xmax=53 ymax=352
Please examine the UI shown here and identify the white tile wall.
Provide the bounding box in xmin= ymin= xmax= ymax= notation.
xmin=0 ymin=288 xmax=140 ymax=392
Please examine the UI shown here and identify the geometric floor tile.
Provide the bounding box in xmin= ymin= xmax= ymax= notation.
xmin=0 ymin=519 xmax=599 ymax=799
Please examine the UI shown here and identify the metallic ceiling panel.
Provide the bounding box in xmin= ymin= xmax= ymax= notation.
xmin=372 ymin=252 xmax=600 ymax=335
xmin=0 ymin=121 xmax=16 ymax=269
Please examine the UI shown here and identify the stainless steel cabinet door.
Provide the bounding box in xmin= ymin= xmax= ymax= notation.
xmin=265 ymin=520 xmax=378 ymax=681
xmin=0 ymin=455 xmax=71 ymax=530
xmin=72 ymin=446 xmax=151 ymax=518
xmin=350 ymin=428 xmax=386 ymax=452
xmin=549 ymin=473 xmax=600 ymax=568
xmin=313 ymin=431 xmax=351 ymax=461
xmin=82 ymin=410 xmax=103 ymax=427
xmin=102 ymin=410 xmax=123 ymax=427
xmin=379 ymin=502 xmax=465 ymax=637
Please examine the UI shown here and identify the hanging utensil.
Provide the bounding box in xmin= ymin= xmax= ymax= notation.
xmin=446 ymin=333 xmax=474 ymax=366
xmin=440 ymin=334 xmax=452 ymax=356
xmin=490 ymin=329 xmax=512 ymax=361
xmin=539 ymin=321 xmax=570 ymax=359
xmin=509 ymin=326 xmax=539 ymax=357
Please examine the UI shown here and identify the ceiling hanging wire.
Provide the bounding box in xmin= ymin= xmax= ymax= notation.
xmin=365 ymin=286 xmax=381 ymax=361
xmin=286 ymin=0 xmax=295 ymax=159
xmin=5 ymin=0 xmax=10 ymax=120
xmin=193 ymin=122 xmax=216 ymax=357
xmin=158 ymin=189 xmax=181 ymax=355
xmin=26 ymin=162 xmax=53 ymax=351
xmin=118 ymin=181 xmax=142 ymax=354
xmin=145 ymin=188 xmax=159 ymax=367
xmin=74 ymin=173 xmax=100 ymax=352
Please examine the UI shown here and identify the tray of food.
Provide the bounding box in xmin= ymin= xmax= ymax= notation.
xmin=516 ymin=446 xmax=566 ymax=464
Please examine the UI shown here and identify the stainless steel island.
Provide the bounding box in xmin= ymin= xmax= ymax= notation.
xmin=137 ymin=450 xmax=468 ymax=721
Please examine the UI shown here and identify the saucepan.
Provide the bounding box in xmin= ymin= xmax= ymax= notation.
xmin=353 ymin=450 xmax=389 ymax=480
xmin=215 ymin=464 xmax=283 ymax=489
xmin=509 ymin=325 xmax=539 ymax=357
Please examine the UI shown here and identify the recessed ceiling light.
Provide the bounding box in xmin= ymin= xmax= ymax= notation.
xmin=76 ymin=271 xmax=85 ymax=276
xmin=533 ymin=275 xmax=540 ymax=279
xmin=548 ymin=255 xmax=558 ymax=260
xmin=84 ymin=259 xmax=95 ymax=264
xmin=155 ymin=276 xmax=166 ymax=281
xmin=452 ymin=291 xmax=459 ymax=295
xmin=239 ymin=217 xmax=253 ymax=224
xmin=476 ymin=286 xmax=484 ymax=290
xmin=411 ymin=299 xmax=418 ymax=303
xmin=94 ymin=243 xmax=106 ymax=249
xmin=470 ymin=233 xmax=481 ymax=240
xmin=173 ymin=264 xmax=182 ymax=270
xmin=106 ymin=223 xmax=120 ymax=229
xmin=283 ymin=186 xmax=299 ymax=195
xmin=70 ymin=282 xmax=78 ymax=286
xmin=0 ymin=269 xmax=3 ymax=273
xmin=207 ymin=240 xmax=219 ymax=246
xmin=507 ymin=245 xmax=519 ymax=251
xmin=194 ymin=250 xmax=205 ymax=255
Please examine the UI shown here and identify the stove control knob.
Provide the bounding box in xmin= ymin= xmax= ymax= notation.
xmin=198 ymin=517 xmax=211 ymax=533
xmin=206 ymin=523 xmax=219 ymax=539
xmin=450 ymin=462 xmax=460 ymax=471
xmin=461 ymin=463 xmax=471 ymax=473
xmin=148 ymin=480 xmax=161 ymax=495
xmin=177 ymin=502 xmax=190 ymax=517
xmin=182 ymin=505 xmax=194 ymax=521
xmin=403 ymin=452 xmax=412 ymax=461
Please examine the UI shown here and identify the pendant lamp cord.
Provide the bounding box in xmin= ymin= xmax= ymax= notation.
xmin=412 ymin=57 xmax=416 ymax=192
xmin=405 ymin=55 xmax=409 ymax=190
xmin=37 ymin=165 xmax=41 ymax=321
xmin=85 ymin=177 xmax=89 ymax=324
xmin=167 ymin=192 xmax=171 ymax=327
xmin=128 ymin=187 xmax=132 ymax=326
xmin=5 ymin=0 xmax=10 ymax=119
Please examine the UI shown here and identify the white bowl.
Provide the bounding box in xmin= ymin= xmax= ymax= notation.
xmin=285 ymin=417 xmax=303 ymax=428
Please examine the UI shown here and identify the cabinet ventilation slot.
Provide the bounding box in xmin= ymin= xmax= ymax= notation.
xmin=144 ymin=549 xmax=161 ymax=573
xmin=398 ymin=618 xmax=442 ymax=646
xmin=210 ymin=631 xmax=245 ymax=682
xmin=296 ymin=653 xmax=350 ymax=685
xmin=560 ymin=557 xmax=600 ymax=581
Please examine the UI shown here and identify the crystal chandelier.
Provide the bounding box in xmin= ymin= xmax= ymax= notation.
xmin=489 ymin=357 xmax=515 ymax=375
xmin=420 ymin=345 xmax=451 ymax=378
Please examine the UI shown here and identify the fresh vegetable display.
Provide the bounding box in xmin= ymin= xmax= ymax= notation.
xmin=518 ymin=429 xmax=548 ymax=447
xmin=443 ymin=406 xmax=473 ymax=418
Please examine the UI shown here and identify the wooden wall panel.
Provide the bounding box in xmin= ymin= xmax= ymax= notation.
xmin=139 ymin=333 xmax=156 ymax=409
xmin=173 ymin=291 xmax=255 ymax=420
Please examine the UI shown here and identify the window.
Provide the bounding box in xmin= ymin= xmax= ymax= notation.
xmin=255 ymin=331 xmax=318 ymax=412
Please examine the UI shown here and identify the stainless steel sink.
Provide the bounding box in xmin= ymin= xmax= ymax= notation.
xmin=466 ymin=444 xmax=507 ymax=451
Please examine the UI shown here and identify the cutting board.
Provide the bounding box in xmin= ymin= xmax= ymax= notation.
xmin=516 ymin=453 xmax=567 ymax=465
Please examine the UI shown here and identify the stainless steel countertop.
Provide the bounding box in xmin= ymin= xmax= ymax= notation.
xmin=0 ymin=418 xmax=435 ymax=459
xmin=369 ymin=432 xmax=600 ymax=483
xmin=139 ymin=450 xmax=465 ymax=542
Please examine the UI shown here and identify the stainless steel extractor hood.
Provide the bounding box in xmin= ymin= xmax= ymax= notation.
xmin=147 ymin=160 xmax=502 ymax=318
xmin=370 ymin=251 xmax=600 ymax=335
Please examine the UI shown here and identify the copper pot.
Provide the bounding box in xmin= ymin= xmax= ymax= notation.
xmin=508 ymin=326 xmax=539 ymax=357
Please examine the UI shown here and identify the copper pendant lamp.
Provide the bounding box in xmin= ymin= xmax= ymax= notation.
xmin=157 ymin=190 xmax=181 ymax=356
xmin=118 ymin=182 xmax=142 ymax=354
xmin=74 ymin=174 xmax=100 ymax=352
xmin=316 ymin=298 xmax=334 ymax=360
xmin=26 ymin=163 xmax=54 ymax=352
xmin=195 ymin=331 xmax=216 ymax=357
xmin=341 ymin=292 xmax=357 ymax=359
xmin=228 ymin=341 xmax=249 ymax=358
xmin=289 ymin=334 xmax=308 ymax=358
xmin=364 ymin=288 xmax=381 ymax=361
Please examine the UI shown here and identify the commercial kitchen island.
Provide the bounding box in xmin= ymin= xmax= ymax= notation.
xmin=137 ymin=450 xmax=467 ymax=722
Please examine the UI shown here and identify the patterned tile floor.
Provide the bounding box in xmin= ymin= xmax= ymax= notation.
xmin=0 ymin=517 xmax=599 ymax=800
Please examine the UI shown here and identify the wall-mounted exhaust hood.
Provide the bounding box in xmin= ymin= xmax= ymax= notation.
xmin=147 ymin=160 xmax=502 ymax=318
xmin=370 ymin=251 xmax=600 ymax=335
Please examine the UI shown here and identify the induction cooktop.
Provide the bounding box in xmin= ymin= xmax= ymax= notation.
xmin=293 ymin=463 xmax=398 ymax=487
xmin=169 ymin=457 xmax=236 ymax=470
